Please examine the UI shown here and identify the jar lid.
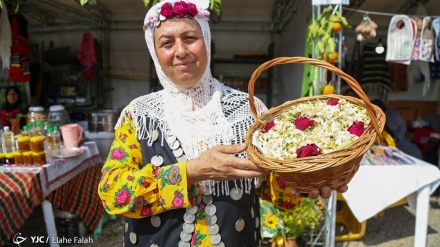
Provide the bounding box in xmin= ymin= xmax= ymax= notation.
xmin=29 ymin=106 xmax=44 ymax=112
xmin=49 ymin=105 xmax=65 ymax=112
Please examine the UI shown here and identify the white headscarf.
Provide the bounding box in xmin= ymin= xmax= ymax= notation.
xmin=141 ymin=0 xmax=233 ymax=160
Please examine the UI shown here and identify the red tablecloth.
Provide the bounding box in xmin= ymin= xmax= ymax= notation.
xmin=0 ymin=172 xmax=44 ymax=245
xmin=0 ymin=142 xmax=104 ymax=247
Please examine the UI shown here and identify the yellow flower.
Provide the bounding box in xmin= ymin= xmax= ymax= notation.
xmin=264 ymin=214 xmax=279 ymax=229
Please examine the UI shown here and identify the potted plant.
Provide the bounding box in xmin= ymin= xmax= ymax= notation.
xmin=261 ymin=197 xmax=324 ymax=247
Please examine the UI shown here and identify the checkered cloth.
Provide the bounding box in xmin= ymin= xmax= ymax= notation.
xmin=0 ymin=165 xmax=103 ymax=247
xmin=0 ymin=172 xmax=43 ymax=246
xmin=47 ymin=165 xmax=103 ymax=233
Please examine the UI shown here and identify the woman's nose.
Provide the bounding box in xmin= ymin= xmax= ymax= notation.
xmin=175 ymin=41 xmax=188 ymax=58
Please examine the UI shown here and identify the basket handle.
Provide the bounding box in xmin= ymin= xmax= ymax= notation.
xmin=248 ymin=57 xmax=381 ymax=136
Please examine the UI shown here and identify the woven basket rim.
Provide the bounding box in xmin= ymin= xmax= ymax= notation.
xmin=244 ymin=57 xmax=386 ymax=175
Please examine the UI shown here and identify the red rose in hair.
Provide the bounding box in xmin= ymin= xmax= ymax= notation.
xmin=327 ymin=98 xmax=339 ymax=106
xmin=261 ymin=121 xmax=275 ymax=133
xmin=160 ymin=2 xmax=174 ymax=18
xmin=296 ymin=144 xmax=321 ymax=158
xmin=294 ymin=117 xmax=315 ymax=131
xmin=348 ymin=121 xmax=364 ymax=137
xmin=187 ymin=2 xmax=198 ymax=16
xmin=173 ymin=1 xmax=189 ymax=17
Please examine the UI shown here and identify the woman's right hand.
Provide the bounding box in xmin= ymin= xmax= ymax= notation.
xmin=186 ymin=143 xmax=269 ymax=185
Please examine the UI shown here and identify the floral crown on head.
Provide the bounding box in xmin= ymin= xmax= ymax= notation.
xmin=144 ymin=0 xmax=210 ymax=31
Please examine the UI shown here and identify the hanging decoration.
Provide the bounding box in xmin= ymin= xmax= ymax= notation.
xmin=307 ymin=5 xmax=351 ymax=63
xmin=78 ymin=32 xmax=96 ymax=81
xmin=355 ymin=14 xmax=378 ymax=41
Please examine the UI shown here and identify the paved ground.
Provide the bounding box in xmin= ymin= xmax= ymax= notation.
xmin=7 ymin=193 xmax=440 ymax=247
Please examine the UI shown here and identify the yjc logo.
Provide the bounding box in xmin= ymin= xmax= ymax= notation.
xmin=12 ymin=233 xmax=27 ymax=246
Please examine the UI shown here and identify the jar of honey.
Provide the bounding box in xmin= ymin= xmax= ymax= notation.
xmin=17 ymin=135 xmax=31 ymax=152
xmin=14 ymin=151 xmax=23 ymax=166
xmin=32 ymin=151 xmax=46 ymax=166
xmin=30 ymin=136 xmax=45 ymax=152
xmin=5 ymin=152 xmax=15 ymax=165
xmin=23 ymin=151 xmax=33 ymax=166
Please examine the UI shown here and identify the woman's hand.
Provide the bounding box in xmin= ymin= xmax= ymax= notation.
xmin=186 ymin=143 xmax=269 ymax=185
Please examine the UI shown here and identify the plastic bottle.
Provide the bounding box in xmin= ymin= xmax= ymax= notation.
xmin=43 ymin=121 xmax=50 ymax=137
xmin=52 ymin=126 xmax=63 ymax=149
xmin=44 ymin=127 xmax=53 ymax=163
xmin=1 ymin=126 xmax=16 ymax=153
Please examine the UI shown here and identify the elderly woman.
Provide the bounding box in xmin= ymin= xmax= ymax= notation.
xmin=98 ymin=1 xmax=347 ymax=246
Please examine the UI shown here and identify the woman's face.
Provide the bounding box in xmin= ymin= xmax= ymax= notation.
xmin=154 ymin=18 xmax=207 ymax=89
xmin=7 ymin=89 xmax=18 ymax=104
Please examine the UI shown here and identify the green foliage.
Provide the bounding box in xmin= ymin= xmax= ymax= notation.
xmin=79 ymin=0 xmax=222 ymax=15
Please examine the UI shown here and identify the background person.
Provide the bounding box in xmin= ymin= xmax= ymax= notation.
xmin=0 ymin=85 xmax=28 ymax=129
xmin=98 ymin=1 xmax=347 ymax=246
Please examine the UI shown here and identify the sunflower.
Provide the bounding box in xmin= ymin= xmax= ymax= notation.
xmin=263 ymin=214 xmax=279 ymax=229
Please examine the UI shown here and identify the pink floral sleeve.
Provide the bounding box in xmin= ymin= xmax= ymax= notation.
xmin=97 ymin=106 xmax=193 ymax=219
xmin=257 ymin=172 xmax=302 ymax=212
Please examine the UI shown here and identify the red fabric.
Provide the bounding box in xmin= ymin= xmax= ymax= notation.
xmin=0 ymin=108 xmax=21 ymax=127
xmin=8 ymin=15 xmax=30 ymax=83
xmin=78 ymin=32 xmax=96 ymax=68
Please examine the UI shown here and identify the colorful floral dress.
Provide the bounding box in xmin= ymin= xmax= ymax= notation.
xmin=98 ymin=90 xmax=300 ymax=247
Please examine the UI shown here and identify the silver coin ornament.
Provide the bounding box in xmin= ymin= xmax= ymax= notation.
xmin=235 ymin=219 xmax=245 ymax=232
xmin=213 ymin=242 xmax=225 ymax=247
xmin=151 ymin=155 xmax=164 ymax=167
xmin=183 ymin=213 xmax=195 ymax=223
xmin=206 ymin=215 xmax=217 ymax=225
xmin=177 ymin=155 xmax=187 ymax=162
xmin=182 ymin=222 xmax=195 ymax=234
xmin=129 ymin=232 xmax=137 ymax=244
xmin=208 ymin=224 xmax=219 ymax=235
xmin=180 ymin=231 xmax=192 ymax=242
xmin=210 ymin=234 xmax=222 ymax=245
xmin=172 ymin=148 xmax=184 ymax=157
xmin=205 ymin=204 xmax=217 ymax=216
xmin=178 ymin=241 xmax=190 ymax=247
xmin=202 ymin=195 xmax=213 ymax=204
xmin=172 ymin=140 xmax=180 ymax=150
xmin=230 ymin=187 xmax=243 ymax=201
xmin=152 ymin=130 xmax=159 ymax=141
xmin=150 ymin=216 xmax=161 ymax=227
xmin=186 ymin=205 xmax=198 ymax=215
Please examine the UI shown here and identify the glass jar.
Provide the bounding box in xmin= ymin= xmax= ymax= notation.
xmin=48 ymin=105 xmax=71 ymax=127
xmin=27 ymin=106 xmax=47 ymax=124
xmin=23 ymin=151 xmax=33 ymax=166
xmin=32 ymin=151 xmax=46 ymax=166
xmin=30 ymin=135 xmax=45 ymax=152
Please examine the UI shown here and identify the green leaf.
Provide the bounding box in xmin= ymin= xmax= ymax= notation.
xmin=80 ymin=0 xmax=88 ymax=6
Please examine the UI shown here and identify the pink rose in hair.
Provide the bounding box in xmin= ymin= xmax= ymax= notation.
xmin=187 ymin=3 xmax=198 ymax=16
xmin=160 ymin=2 xmax=174 ymax=18
xmin=296 ymin=144 xmax=321 ymax=158
xmin=348 ymin=121 xmax=364 ymax=137
xmin=173 ymin=1 xmax=189 ymax=17
xmin=327 ymin=98 xmax=339 ymax=106
xmin=294 ymin=117 xmax=315 ymax=131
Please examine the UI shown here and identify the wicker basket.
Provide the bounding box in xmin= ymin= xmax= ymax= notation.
xmin=245 ymin=57 xmax=386 ymax=193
